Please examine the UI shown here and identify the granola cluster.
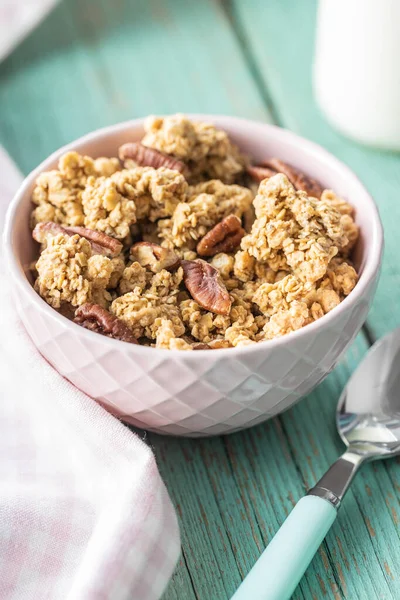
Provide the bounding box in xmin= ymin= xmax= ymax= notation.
xmin=141 ymin=114 xmax=248 ymax=183
xmin=31 ymin=115 xmax=359 ymax=349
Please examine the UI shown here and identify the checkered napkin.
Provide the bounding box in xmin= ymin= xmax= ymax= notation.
xmin=0 ymin=147 xmax=180 ymax=599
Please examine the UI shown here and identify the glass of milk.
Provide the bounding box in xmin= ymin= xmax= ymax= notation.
xmin=314 ymin=0 xmax=400 ymax=149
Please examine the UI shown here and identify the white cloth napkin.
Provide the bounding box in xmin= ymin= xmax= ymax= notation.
xmin=0 ymin=0 xmax=59 ymax=61
xmin=0 ymin=149 xmax=180 ymax=599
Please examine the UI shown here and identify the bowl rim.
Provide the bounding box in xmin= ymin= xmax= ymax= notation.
xmin=3 ymin=114 xmax=383 ymax=358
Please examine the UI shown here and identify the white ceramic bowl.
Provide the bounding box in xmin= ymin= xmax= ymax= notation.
xmin=4 ymin=116 xmax=383 ymax=437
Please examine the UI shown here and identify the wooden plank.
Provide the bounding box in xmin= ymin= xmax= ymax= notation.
xmin=279 ymin=339 xmax=398 ymax=599
xmin=220 ymin=335 xmax=397 ymax=600
xmin=152 ymin=395 xmax=325 ymax=599
xmin=151 ymin=435 xmax=243 ymax=599
xmin=227 ymin=0 xmax=400 ymax=597
xmin=163 ymin=555 xmax=198 ymax=600
xmin=0 ymin=1 xmax=275 ymax=597
xmin=2 ymin=0 xmax=397 ymax=598
xmin=228 ymin=0 xmax=400 ymax=342
xmin=0 ymin=0 xmax=271 ymax=174
xmin=154 ymin=333 xmax=395 ymax=600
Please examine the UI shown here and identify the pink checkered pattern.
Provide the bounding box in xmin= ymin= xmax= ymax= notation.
xmin=0 ymin=148 xmax=180 ymax=600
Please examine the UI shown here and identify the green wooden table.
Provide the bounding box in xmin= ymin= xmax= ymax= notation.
xmin=1 ymin=1 xmax=400 ymax=598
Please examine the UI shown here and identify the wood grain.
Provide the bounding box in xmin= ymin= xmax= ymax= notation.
xmin=228 ymin=0 xmax=400 ymax=597
xmin=228 ymin=0 xmax=400 ymax=341
xmin=0 ymin=0 xmax=399 ymax=598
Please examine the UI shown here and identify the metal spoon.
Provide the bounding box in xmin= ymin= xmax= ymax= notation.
xmin=232 ymin=328 xmax=400 ymax=600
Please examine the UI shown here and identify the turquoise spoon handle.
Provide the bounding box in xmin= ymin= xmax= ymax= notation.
xmin=231 ymin=495 xmax=337 ymax=600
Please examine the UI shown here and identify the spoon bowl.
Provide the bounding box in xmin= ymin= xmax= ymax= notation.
xmin=338 ymin=329 xmax=400 ymax=457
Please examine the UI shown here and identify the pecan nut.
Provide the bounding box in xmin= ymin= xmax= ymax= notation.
xmin=74 ymin=303 xmax=138 ymax=343
xmin=64 ymin=226 xmax=123 ymax=257
xmin=119 ymin=142 xmax=186 ymax=174
xmin=247 ymin=158 xmax=323 ymax=198
xmin=33 ymin=222 xmax=66 ymax=243
xmin=208 ymin=339 xmax=232 ymax=349
xmin=192 ymin=343 xmax=212 ymax=350
xmin=181 ymin=259 xmax=231 ymax=315
xmin=192 ymin=339 xmax=231 ymax=350
xmin=33 ymin=222 xmax=123 ymax=257
xmin=247 ymin=164 xmax=277 ymax=182
xmin=130 ymin=241 xmax=180 ymax=273
xmin=197 ymin=215 xmax=245 ymax=257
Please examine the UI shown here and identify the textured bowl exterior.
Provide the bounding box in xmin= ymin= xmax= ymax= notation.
xmin=4 ymin=116 xmax=383 ymax=437
xmin=14 ymin=279 xmax=375 ymax=437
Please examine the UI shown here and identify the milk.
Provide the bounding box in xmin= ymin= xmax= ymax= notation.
xmin=314 ymin=0 xmax=400 ymax=149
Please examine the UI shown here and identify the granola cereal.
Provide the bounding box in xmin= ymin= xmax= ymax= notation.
xmin=110 ymin=289 xmax=184 ymax=340
xmin=31 ymin=115 xmax=359 ymax=348
xmin=157 ymin=179 xmax=253 ymax=251
xmin=156 ymin=319 xmax=192 ymax=350
xmin=141 ymin=114 xmax=248 ymax=183
xmin=241 ymin=174 xmax=348 ymax=282
xmin=74 ymin=303 xmax=138 ymax=343
xmin=34 ymin=234 xmax=113 ymax=309
xmin=31 ymin=152 xmax=120 ymax=228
